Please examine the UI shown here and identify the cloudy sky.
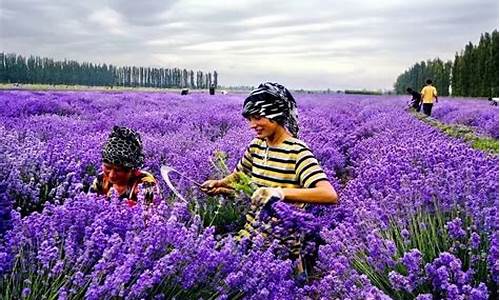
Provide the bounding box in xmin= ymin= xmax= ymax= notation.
xmin=1 ymin=0 xmax=498 ymax=90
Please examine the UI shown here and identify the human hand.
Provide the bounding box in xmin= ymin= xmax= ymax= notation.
xmin=251 ymin=187 xmax=284 ymax=207
xmin=201 ymin=179 xmax=234 ymax=195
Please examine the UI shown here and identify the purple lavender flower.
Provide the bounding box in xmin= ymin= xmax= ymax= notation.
xmin=389 ymin=271 xmax=411 ymax=291
xmin=432 ymin=99 xmax=499 ymax=138
xmin=0 ymin=183 xmax=13 ymax=237
xmin=21 ymin=287 xmax=31 ymax=298
xmin=402 ymin=249 xmax=422 ymax=274
xmin=0 ymin=91 xmax=498 ymax=299
xmin=401 ymin=228 xmax=410 ymax=240
xmin=470 ymin=232 xmax=481 ymax=249
xmin=488 ymin=232 xmax=499 ymax=284
xmin=415 ymin=294 xmax=433 ymax=300
xmin=470 ymin=282 xmax=489 ymax=300
xmin=446 ymin=217 xmax=467 ymax=240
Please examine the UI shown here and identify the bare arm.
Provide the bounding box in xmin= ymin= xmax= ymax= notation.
xmin=282 ymin=180 xmax=338 ymax=204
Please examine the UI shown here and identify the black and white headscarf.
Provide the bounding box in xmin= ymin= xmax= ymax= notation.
xmin=242 ymin=82 xmax=299 ymax=137
xmin=102 ymin=126 xmax=144 ymax=169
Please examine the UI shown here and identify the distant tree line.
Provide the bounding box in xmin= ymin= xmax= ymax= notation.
xmin=452 ymin=30 xmax=498 ymax=97
xmin=344 ymin=89 xmax=383 ymax=95
xmin=394 ymin=30 xmax=498 ymax=97
xmin=394 ymin=58 xmax=452 ymax=96
xmin=0 ymin=52 xmax=218 ymax=89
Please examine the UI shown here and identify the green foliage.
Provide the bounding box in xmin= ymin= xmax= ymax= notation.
xmin=192 ymin=151 xmax=256 ymax=234
xmin=394 ymin=58 xmax=452 ymax=96
xmin=471 ymin=138 xmax=499 ymax=154
xmin=452 ymin=30 xmax=499 ymax=97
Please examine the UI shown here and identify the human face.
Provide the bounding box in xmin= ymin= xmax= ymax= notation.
xmin=248 ymin=115 xmax=279 ymax=139
xmin=102 ymin=163 xmax=133 ymax=185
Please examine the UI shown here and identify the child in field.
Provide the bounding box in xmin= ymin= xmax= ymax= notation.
xmin=89 ymin=126 xmax=159 ymax=206
xmin=407 ymin=87 xmax=422 ymax=112
xmin=201 ymin=82 xmax=338 ymax=260
xmin=421 ymin=79 xmax=438 ymax=116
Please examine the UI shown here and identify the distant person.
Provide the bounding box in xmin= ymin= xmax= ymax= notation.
xmin=420 ymin=79 xmax=438 ymax=116
xmin=89 ymin=126 xmax=159 ymax=206
xmin=488 ymin=97 xmax=499 ymax=106
xmin=406 ymin=87 xmax=422 ymax=112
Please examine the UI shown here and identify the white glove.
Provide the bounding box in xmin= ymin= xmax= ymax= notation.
xmin=251 ymin=187 xmax=284 ymax=207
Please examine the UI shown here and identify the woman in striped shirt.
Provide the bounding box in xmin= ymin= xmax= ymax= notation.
xmin=202 ymin=82 xmax=337 ymax=204
xmin=201 ymin=82 xmax=337 ymax=257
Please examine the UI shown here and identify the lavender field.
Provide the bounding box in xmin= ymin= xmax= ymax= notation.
xmin=432 ymin=98 xmax=499 ymax=139
xmin=0 ymin=90 xmax=498 ymax=299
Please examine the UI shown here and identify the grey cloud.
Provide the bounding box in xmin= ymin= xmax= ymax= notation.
xmin=0 ymin=0 xmax=498 ymax=89
xmin=107 ymin=0 xmax=178 ymax=26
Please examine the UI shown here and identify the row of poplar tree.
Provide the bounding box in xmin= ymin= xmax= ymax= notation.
xmin=394 ymin=30 xmax=499 ymax=97
xmin=0 ymin=52 xmax=218 ymax=89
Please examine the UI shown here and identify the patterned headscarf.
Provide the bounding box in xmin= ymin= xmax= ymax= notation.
xmin=102 ymin=126 xmax=144 ymax=169
xmin=242 ymin=82 xmax=299 ymax=137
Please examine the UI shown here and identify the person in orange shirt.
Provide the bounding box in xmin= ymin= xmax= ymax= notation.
xmin=420 ymin=79 xmax=438 ymax=116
